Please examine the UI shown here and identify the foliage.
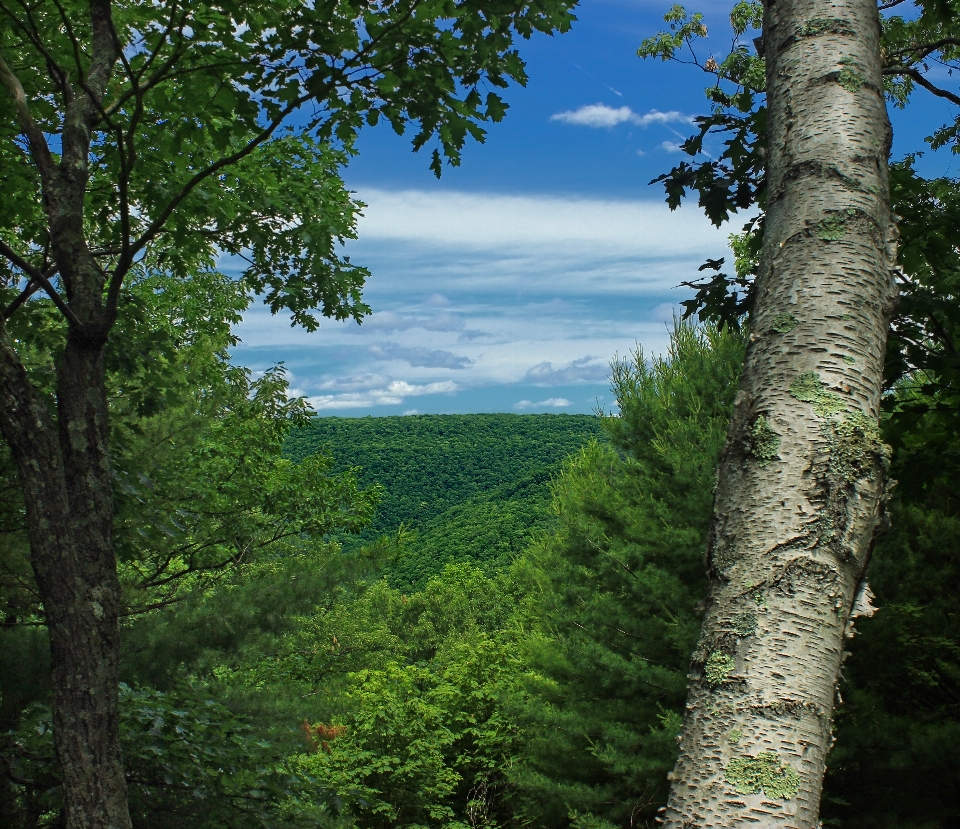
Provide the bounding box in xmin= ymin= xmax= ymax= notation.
xmin=820 ymin=385 xmax=960 ymax=828
xmin=2 ymin=686 xmax=331 ymax=829
xmin=2 ymin=0 xmax=578 ymax=329
xmin=0 ymin=272 xmax=378 ymax=624
xmin=286 ymin=414 xmax=603 ymax=535
xmin=287 ymin=414 xmax=603 ymax=587
xmin=218 ymin=562 xmax=529 ymax=829
xmin=513 ymin=322 xmax=746 ymax=828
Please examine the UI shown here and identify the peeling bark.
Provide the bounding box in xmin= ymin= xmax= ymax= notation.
xmin=662 ymin=0 xmax=897 ymax=825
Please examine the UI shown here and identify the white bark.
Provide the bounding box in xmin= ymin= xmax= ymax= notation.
xmin=662 ymin=0 xmax=897 ymax=825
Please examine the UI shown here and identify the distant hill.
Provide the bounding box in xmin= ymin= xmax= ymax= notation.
xmin=285 ymin=414 xmax=604 ymax=587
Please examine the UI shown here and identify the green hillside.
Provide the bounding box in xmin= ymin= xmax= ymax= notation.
xmin=285 ymin=413 xmax=604 ymax=586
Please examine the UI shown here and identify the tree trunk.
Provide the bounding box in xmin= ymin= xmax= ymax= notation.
xmin=662 ymin=0 xmax=897 ymax=825
xmin=0 ymin=324 xmax=131 ymax=829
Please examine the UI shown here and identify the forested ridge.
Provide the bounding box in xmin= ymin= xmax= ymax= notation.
xmin=285 ymin=414 xmax=604 ymax=586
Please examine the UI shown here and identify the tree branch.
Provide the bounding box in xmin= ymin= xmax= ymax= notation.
xmin=106 ymin=92 xmax=310 ymax=319
xmin=4 ymin=0 xmax=73 ymax=99
xmin=883 ymin=65 xmax=960 ymax=106
xmin=0 ymin=240 xmax=81 ymax=328
xmin=884 ymin=38 xmax=960 ymax=65
xmin=2 ymin=280 xmax=42 ymax=320
xmin=0 ymin=54 xmax=55 ymax=183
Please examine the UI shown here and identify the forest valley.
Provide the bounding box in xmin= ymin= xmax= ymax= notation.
xmin=2 ymin=0 xmax=960 ymax=827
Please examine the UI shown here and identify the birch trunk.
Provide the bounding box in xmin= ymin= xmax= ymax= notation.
xmin=661 ymin=0 xmax=897 ymax=825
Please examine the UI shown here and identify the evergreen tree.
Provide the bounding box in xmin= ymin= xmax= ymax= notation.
xmin=514 ymin=323 xmax=745 ymax=828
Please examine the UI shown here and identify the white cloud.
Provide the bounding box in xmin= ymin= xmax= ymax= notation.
xmin=358 ymin=310 xmax=465 ymax=333
xmin=550 ymin=104 xmax=693 ymax=129
xmin=661 ymin=140 xmax=684 ymax=153
xmin=307 ymin=379 xmax=458 ymax=410
xmin=515 ymin=398 xmax=572 ymax=410
xmin=230 ymin=188 xmax=745 ymax=412
xmin=352 ymin=189 xmax=727 ymax=270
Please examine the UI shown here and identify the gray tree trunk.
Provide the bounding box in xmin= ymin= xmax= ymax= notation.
xmin=0 ymin=2 xmax=132 ymax=825
xmin=662 ymin=0 xmax=897 ymax=825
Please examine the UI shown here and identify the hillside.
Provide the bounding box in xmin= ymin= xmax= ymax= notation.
xmin=285 ymin=413 xmax=604 ymax=586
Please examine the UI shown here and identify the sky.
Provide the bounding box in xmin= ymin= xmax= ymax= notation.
xmin=232 ymin=0 xmax=959 ymax=417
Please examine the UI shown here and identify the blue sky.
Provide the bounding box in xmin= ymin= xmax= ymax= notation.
xmin=232 ymin=0 xmax=959 ymax=417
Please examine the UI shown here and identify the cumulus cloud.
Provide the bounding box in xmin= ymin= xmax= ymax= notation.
xmin=368 ymin=342 xmax=473 ymax=369
xmin=524 ymin=356 xmax=609 ymax=385
xmin=514 ymin=398 xmax=572 ymax=410
xmin=550 ymin=104 xmax=693 ymax=129
xmin=661 ymin=140 xmax=684 ymax=153
xmin=308 ymin=379 xmax=458 ymax=410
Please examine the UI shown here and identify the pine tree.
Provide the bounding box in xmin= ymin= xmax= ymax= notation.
xmin=515 ymin=323 xmax=745 ymax=828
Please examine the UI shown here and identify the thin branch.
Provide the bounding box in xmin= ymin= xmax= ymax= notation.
xmin=0 ymin=240 xmax=81 ymax=328
xmin=106 ymin=12 xmax=147 ymax=276
xmin=2 ymin=280 xmax=41 ymax=320
xmin=883 ymin=65 xmax=960 ymax=106
xmin=884 ymin=38 xmax=960 ymax=65
xmin=0 ymin=239 xmax=45 ymax=282
xmin=106 ymin=90 xmax=311 ymax=319
xmin=878 ymin=0 xmax=910 ymax=9
xmin=5 ymin=0 xmax=72 ymax=99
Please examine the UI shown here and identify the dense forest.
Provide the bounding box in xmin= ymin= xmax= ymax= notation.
xmin=3 ymin=321 xmax=957 ymax=828
xmin=285 ymin=414 xmax=604 ymax=587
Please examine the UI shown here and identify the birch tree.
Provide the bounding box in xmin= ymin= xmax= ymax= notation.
xmin=650 ymin=0 xmax=899 ymax=825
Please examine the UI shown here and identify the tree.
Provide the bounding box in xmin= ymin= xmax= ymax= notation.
xmin=644 ymin=0 xmax=899 ymax=824
xmin=0 ymin=1 xmax=576 ymax=826
xmin=513 ymin=323 xmax=744 ymax=829
xmin=638 ymin=0 xmax=960 ymax=823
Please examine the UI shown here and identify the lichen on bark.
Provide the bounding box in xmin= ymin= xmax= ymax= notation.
xmin=733 ymin=612 xmax=758 ymax=636
xmin=725 ymin=752 xmax=801 ymax=799
xmin=705 ymin=651 xmax=736 ymax=685
xmin=790 ymin=372 xmax=847 ymax=417
xmin=837 ymin=58 xmax=865 ymax=91
xmin=746 ymin=415 xmax=781 ymax=466
xmin=824 ymin=412 xmax=891 ymax=483
xmin=771 ymin=312 xmax=799 ymax=333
